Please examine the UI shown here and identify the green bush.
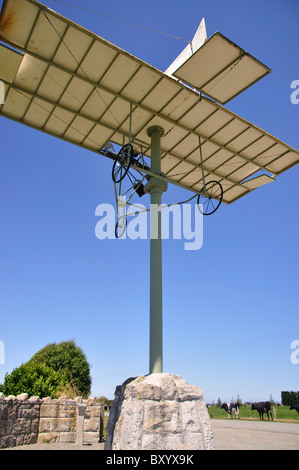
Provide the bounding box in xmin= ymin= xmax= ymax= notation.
xmin=0 ymin=340 xmax=92 ymax=399
xmin=29 ymin=340 xmax=91 ymax=397
xmin=0 ymin=362 xmax=67 ymax=398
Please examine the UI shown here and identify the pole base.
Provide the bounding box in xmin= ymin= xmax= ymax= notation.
xmin=104 ymin=373 xmax=214 ymax=450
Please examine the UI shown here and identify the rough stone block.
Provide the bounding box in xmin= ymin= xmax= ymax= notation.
xmin=12 ymin=418 xmax=31 ymax=435
xmin=38 ymin=419 xmax=51 ymax=433
xmin=7 ymin=403 xmax=18 ymax=419
xmin=0 ymin=404 xmax=8 ymax=420
xmin=105 ymin=373 xmax=214 ymax=450
xmin=37 ymin=432 xmax=60 ymax=443
xmin=16 ymin=434 xmax=25 ymax=446
xmin=39 ymin=404 xmax=59 ymax=418
xmin=0 ymin=435 xmax=16 ymax=448
xmin=58 ymin=407 xmax=76 ymax=419
xmin=28 ymin=396 xmax=41 ymax=404
xmin=58 ymin=396 xmax=67 ymax=403
xmin=23 ymin=432 xmax=38 ymax=445
xmin=16 ymin=393 xmax=29 ymax=401
xmin=87 ymin=405 xmax=102 ymax=418
xmin=30 ymin=418 xmax=39 ymax=434
xmin=50 ymin=417 xmax=75 ymax=433
xmin=84 ymin=432 xmax=99 ymax=444
xmin=41 ymin=397 xmax=52 ymax=403
xmin=59 ymin=432 xmax=76 ymax=443
xmin=84 ymin=416 xmax=101 ymax=432
xmin=18 ymin=406 xmax=40 ymax=419
xmin=0 ymin=419 xmax=12 ymax=436
xmin=5 ymin=396 xmax=17 ymax=403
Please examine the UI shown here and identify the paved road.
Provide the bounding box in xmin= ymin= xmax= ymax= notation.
xmin=4 ymin=420 xmax=299 ymax=451
xmin=211 ymin=419 xmax=299 ymax=450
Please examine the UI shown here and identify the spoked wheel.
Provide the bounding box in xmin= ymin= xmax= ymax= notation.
xmin=112 ymin=143 xmax=133 ymax=183
xmin=115 ymin=215 xmax=127 ymax=239
xmin=197 ymin=180 xmax=223 ymax=216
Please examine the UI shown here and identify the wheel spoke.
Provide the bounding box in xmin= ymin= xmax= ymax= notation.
xmin=206 ymin=199 xmax=211 ymax=214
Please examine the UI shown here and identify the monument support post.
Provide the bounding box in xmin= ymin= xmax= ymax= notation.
xmin=146 ymin=125 xmax=167 ymax=375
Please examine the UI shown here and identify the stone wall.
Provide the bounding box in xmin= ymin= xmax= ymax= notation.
xmin=0 ymin=393 xmax=41 ymax=448
xmin=38 ymin=396 xmax=103 ymax=444
xmin=0 ymin=393 xmax=104 ymax=449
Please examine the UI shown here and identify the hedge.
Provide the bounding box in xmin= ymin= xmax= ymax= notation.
xmin=281 ymin=391 xmax=299 ymax=406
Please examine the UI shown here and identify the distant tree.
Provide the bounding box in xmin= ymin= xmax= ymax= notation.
xmin=0 ymin=362 xmax=67 ymax=398
xmin=29 ymin=340 xmax=91 ymax=397
xmin=237 ymin=395 xmax=242 ymax=405
xmin=97 ymin=396 xmax=113 ymax=407
xmin=217 ymin=397 xmax=222 ymax=407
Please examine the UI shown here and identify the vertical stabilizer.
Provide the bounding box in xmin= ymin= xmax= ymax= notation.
xmin=165 ymin=18 xmax=207 ymax=77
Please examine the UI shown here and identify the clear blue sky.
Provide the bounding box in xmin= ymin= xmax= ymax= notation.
xmin=0 ymin=0 xmax=298 ymax=404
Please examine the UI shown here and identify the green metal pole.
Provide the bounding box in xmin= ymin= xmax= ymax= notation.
xmin=147 ymin=125 xmax=166 ymax=374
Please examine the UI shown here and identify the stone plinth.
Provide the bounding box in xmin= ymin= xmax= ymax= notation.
xmin=105 ymin=373 xmax=214 ymax=450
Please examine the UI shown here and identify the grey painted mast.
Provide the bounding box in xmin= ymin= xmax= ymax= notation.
xmin=145 ymin=126 xmax=167 ymax=374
